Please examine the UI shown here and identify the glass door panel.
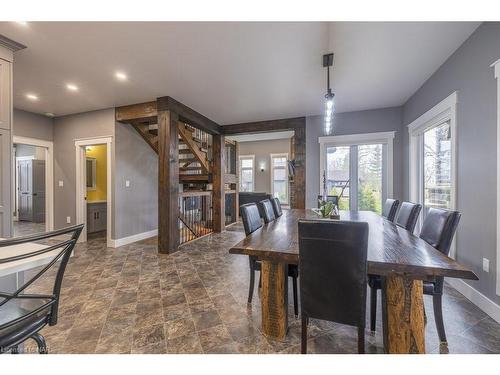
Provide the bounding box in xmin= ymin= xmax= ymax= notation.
xmin=357 ymin=144 xmax=383 ymax=214
xmin=325 ymin=146 xmax=350 ymax=210
xmin=423 ymin=121 xmax=452 ymax=216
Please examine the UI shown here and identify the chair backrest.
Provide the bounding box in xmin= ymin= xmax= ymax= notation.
xmin=239 ymin=203 xmax=262 ymax=236
xmin=395 ymin=202 xmax=422 ymax=233
xmin=0 ymin=224 xmax=84 ymax=329
xmin=382 ymin=199 xmax=400 ymax=222
xmin=317 ymin=195 xmax=339 ymax=208
xmin=258 ymin=199 xmax=276 ymax=224
xmin=419 ymin=208 xmax=461 ymax=256
xmin=270 ymin=197 xmax=283 ymax=217
xmin=298 ymin=219 xmax=369 ymax=328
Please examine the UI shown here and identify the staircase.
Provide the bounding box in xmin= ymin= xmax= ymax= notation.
xmin=130 ymin=120 xmax=212 ymax=183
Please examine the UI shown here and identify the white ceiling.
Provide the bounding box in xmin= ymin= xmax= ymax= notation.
xmin=0 ymin=22 xmax=480 ymax=124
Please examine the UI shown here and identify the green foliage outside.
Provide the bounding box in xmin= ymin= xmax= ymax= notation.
xmin=358 ymin=185 xmax=382 ymax=214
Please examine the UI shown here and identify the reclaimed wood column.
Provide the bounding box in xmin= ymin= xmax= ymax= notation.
xmin=261 ymin=260 xmax=288 ymax=340
xmin=293 ymin=126 xmax=306 ymax=209
xmin=212 ymin=134 xmax=225 ymax=232
xmin=158 ymin=109 xmax=179 ymax=253
xmin=383 ymin=274 xmax=425 ymax=353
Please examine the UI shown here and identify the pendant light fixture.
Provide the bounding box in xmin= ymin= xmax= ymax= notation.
xmin=323 ymin=53 xmax=335 ymax=135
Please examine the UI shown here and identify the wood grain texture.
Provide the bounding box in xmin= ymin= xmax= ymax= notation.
xmin=261 ymin=260 xmax=288 ymax=340
xmin=384 ymin=274 xmax=425 ymax=354
xmin=158 ymin=110 xmax=179 ymax=254
xmin=229 ymin=209 xmax=478 ymax=280
xmin=212 ymin=134 xmax=225 ymax=232
xmin=178 ymin=123 xmax=209 ymax=173
xmin=157 ymin=96 xmax=222 ymax=135
xmin=115 ymin=101 xmax=157 ymax=122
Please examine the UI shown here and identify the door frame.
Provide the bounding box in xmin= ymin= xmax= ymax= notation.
xmin=75 ymin=136 xmax=113 ymax=247
xmin=318 ymin=131 xmax=395 ymax=209
xmin=12 ymin=136 xmax=54 ymax=232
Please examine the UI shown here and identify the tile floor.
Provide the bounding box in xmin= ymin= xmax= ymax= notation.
xmin=16 ymin=224 xmax=500 ymax=354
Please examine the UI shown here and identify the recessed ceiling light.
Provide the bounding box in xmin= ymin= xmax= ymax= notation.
xmin=66 ymin=83 xmax=79 ymax=92
xmin=26 ymin=93 xmax=38 ymax=101
xmin=115 ymin=71 xmax=128 ymax=81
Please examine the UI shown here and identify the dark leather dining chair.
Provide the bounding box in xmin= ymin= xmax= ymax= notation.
xmin=270 ymin=197 xmax=283 ymax=218
xmin=419 ymin=207 xmax=461 ymax=343
xmin=240 ymin=203 xmax=299 ymax=316
xmin=382 ymin=199 xmax=400 ymax=222
xmin=258 ymin=199 xmax=276 ymax=224
xmin=0 ymin=224 xmax=84 ymax=354
xmin=395 ymin=202 xmax=422 ymax=233
xmin=298 ymin=219 xmax=369 ymax=354
xmin=368 ymin=201 xmax=422 ymax=331
xmin=317 ymin=195 xmax=339 ymax=207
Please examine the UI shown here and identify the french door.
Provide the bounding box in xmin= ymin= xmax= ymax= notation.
xmin=324 ymin=142 xmax=387 ymax=214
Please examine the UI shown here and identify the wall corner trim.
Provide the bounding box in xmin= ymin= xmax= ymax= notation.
xmin=109 ymin=229 xmax=158 ymax=248
xmin=447 ymin=279 xmax=500 ymax=325
xmin=493 ymin=58 xmax=500 ymax=296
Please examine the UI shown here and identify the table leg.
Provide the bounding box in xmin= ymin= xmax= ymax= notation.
xmin=260 ymin=260 xmax=288 ymax=340
xmin=383 ymin=274 xmax=425 ymax=354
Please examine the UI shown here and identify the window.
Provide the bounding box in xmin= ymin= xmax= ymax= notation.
xmin=271 ymin=153 xmax=288 ymax=204
xmin=408 ymin=91 xmax=457 ymax=250
xmin=319 ymin=132 xmax=394 ymax=214
xmin=239 ymin=155 xmax=255 ymax=192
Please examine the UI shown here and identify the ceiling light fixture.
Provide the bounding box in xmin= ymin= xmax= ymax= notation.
xmin=44 ymin=112 xmax=55 ymax=117
xmin=66 ymin=83 xmax=79 ymax=92
xmin=26 ymin=93 xmax=38 ymax=101
xmin=323 ymin=53 xmax=335 ymax=135
xmin=115 ymin=71 xmax=128 ymax=81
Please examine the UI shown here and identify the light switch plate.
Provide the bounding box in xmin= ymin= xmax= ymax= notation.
xmin=66 ymin=216 xmax=71 ymax=224
xmin=483 ymin=258 xmax=490 ymax=273
xmin=125 ymin=180 xmax=130 ymax=187
xmin=59 ymin=180 xmax=64 ymax=187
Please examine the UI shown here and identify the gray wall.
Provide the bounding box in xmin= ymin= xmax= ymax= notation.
xmin=114 ymin=123 xmax=158 ymax=238
xmin=13 ymin=108 xmax=54 ymax=141
xmin=238 ymin=138 xmax=291 ymax=194
xmin=305 ymin=106 xmax=404 ymax=209
xmin=53 ymin=108 xmax=115 ymax=230
xmin=402 ymin=22 xmax=500 ymax=305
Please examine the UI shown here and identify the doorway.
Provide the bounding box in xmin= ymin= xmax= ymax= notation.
xmin=12 ymin=136 xmax=54 ymax=236
xmin=75 ymin=137 xmax=112 ymax=247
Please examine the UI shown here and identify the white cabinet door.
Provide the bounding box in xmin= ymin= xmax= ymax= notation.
xmin=0 ymin=59 xmax=11 ymax=131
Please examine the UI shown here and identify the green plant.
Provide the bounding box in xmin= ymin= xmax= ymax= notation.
xmin=317 ymin=199 xmax=334 ymax=218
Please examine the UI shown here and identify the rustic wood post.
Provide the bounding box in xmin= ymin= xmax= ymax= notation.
xmin=158 ymin=109 xmax=180 ymax=253
xmin=213 ymin=134 xmax=225 ymax=232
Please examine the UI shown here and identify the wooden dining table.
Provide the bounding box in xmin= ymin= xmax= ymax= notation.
xmin=229 ymin=209 xmax=478 ymax=354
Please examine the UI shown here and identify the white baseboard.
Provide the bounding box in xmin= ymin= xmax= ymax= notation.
xmin=110 ymin=229 xmax=158 ymax=248
xmin=447 ymin=278 xmax=500 ymax=324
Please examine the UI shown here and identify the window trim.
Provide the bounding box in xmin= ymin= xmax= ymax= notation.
xmin=407 ymin=91 xmax=458 ymax=257
xmin=239 ymin=154 xmax=255 ymax=192
xmin=493 ymin=59 xmax=500 ymax=295
xmin=318 ymin=131 xmax=395 ymax=205
xmin=270 ymin=153 xmax=289 ymax=205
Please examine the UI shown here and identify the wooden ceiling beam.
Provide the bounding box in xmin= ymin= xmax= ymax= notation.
xmin=222 ymin=117 xmax=306 ymax=135
xmin=115 ymin=101 xmax=157 ymax=123
xmin=157 ymin=96 xmax=222 ymax=135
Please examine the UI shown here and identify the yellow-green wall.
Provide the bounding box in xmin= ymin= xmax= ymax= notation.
xmin=86 ymin=144 xmax=107 ymax=202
